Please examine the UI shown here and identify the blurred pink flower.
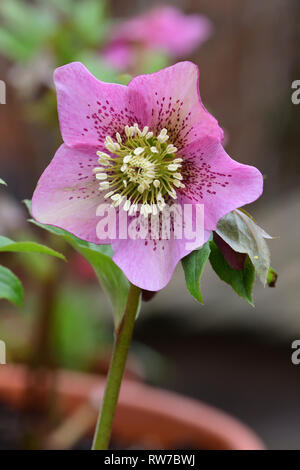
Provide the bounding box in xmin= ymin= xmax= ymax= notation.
xmin=103 ymin=6 xmax=213 ymax=70
xmin=32 ymin=62 xmax=263 ymax=291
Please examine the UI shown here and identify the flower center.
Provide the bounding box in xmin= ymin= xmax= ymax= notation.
xmin=93 ymin=124 xmax=185 ymax=216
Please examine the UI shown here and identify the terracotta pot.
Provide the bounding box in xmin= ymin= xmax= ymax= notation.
xmin=0 ymin=364 xmax=265 ymax=450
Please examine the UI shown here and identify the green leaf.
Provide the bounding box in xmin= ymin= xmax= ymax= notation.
xmin=267 ymin=267 xmax=278 ymax=287
xmin=25 ymin=201 xmax=130 ymax=327
xmin=0 ymin=178 xmax=7 ymax=186
xmin=0 ymin=265 xmax=23 ymax=307
xmin=209 ymin=240 xmax=255 ymax=306
xmin=0 ymin=235 xmax=65 ymax=261
xmin=216 ymin=209 xmax=272 ymax=285
xmin=182 ymin=242 xmax=211 ymax=303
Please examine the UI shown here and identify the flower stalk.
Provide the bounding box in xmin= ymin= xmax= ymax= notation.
xmin=92 ymin=283 xmax=141 ymax=450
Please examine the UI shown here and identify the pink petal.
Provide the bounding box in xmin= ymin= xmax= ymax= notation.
xmin=178 ymin=136 xmax=263 ymax=231
xmin=129 ymin=61 xmax=223 ymax=149
xmin=32 ymin=144 xmax=110 ymax=244
xmin=112 ymin=229 xmax=211 ymax=291
xmin=54 ymin=62 xmax=147 ymax=148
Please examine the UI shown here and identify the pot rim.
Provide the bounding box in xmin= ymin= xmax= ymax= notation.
xmin=0 ymin=364 xmax=265 ymax=450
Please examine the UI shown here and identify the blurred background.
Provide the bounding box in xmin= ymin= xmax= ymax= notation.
xmin=0 ymin=0 xmax=299 ymax=450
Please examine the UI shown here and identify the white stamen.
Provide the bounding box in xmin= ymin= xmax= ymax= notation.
xmin=124 ymin=199 xmax=131 ymax=211
xmin=93 ymin=167 xmax=105 ymax=173
xmin=145 ymin=132 xmax=153 ymax=140
xmin=138 ymin=183 xmax=146 ymax=193
xmin=168 ymin=189 xmax=177 ymax=199
xmin=125 ymin=125 xmax=131 ymax=137
xmin=157 ymin=128 xmax=169 ymax=143
xmin=167 ymin=164 xmax=179 ymax=171
xmin=105 ymin=143 xmax=117 ymax=153
xmin=145 ymin=204 xmax=152 ymax=214
xmin=96 ymin=173 xmax=107 ymax=180
xmin=151 ymin=146 xmax=159 ymax=154
xmin=123 ymin=155 xmax=132 ymax=163
xmin=97 ymin=151 xmax=110 ymax=159
xmin=116 ymin=132 xmax=122 ymax=144
xmin=129 ymin=204 xmax=136 ymax=216
xmin=157 ymin=200 xmax=165 ymax=211
xmin=152 ymin=204 xmax=158 ymax=216
xmin=111 ymin=194 xmax=121 ymax=201
xmin=104 ymin=191 xmax=114 ymax=199
xmin=174 ymin=173 xmax=183 ymax=180
xmin=159 ymin=128 xmax=168 ymax=137
xmin=141 ymin=126 xmax=149 ymax=136
xmin=121 ymin=164 xmax=127 ymax=172
xmin=166 ymin=144 xmax=177 ymax=153
xmin=153 ymin=179 xmax=160 ymax=188
xmin=112 ymin=197 xmax=123 ymax=207
xmin=97 ymin=152 xmax=111 ymax=166
xmin=99 ymin=181 xmax=110 ymax=190
xmin=134 ymin=147 xmax=144 ymax=156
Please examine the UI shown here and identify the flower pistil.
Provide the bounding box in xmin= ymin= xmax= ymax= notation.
xmin=93 ymin=124 xmax=185 ymax=216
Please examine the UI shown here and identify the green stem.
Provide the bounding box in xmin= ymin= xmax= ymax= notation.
xmin=92 ymin=283 xmax=141 ymax=450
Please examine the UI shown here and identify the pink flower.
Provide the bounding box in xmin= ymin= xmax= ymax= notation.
xmin=32 ymin=62 xmax=263 ymax=291
xmin=102 ymin=6 xmax=213 ymax=70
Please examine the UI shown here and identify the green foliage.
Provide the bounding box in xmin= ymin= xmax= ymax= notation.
xmin=0 ymin=186 xmax=65 ymax=307
xmin=0 ymin=0 xmax=56 ymax=61
xmin=72 ymin=0 xmax=108 ymax=45
xmin=52 ymin=285 xmax=110 ymax=369
xmin=0 ymin=0 xmax=117 ymax=83
xmin=209 ymin=240 xmax=255 ymax=306
xmin=216 ymin=209 xmax=272 ymax=285
xmin=182 ymin=242 xmax=211 ymax=303
xmin=0 ymin=265 xmax=23 ymax=307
